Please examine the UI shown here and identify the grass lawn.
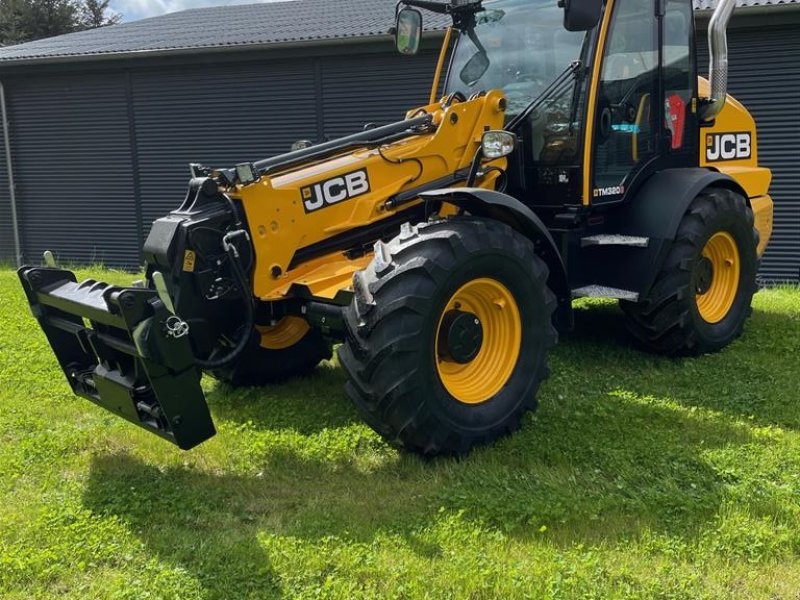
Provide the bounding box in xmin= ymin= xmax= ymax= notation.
xmin=0 ymin=266 xmax=799 ymax=599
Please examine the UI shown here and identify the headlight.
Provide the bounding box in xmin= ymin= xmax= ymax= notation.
xmin=481 ymin=130 xmax=517 ymax=159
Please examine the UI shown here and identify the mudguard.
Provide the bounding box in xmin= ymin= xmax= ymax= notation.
xmin=420 ymin=187 xmax=572 ymax=330
xmin=617 ymin=168 xmax=746 ymax=243
xmin=612 ymin=168 xmax=748 ymax=298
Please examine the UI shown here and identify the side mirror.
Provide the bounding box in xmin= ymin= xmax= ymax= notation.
xmin=395 ymin=7 xmax=423 ymax=55
xmin=481 ymin=130 xmax=517 ymax=159
xmin=562 ymin=0 xmax=602 ymax=32
xmin=459 ymin=51 xmax=491 ymax=86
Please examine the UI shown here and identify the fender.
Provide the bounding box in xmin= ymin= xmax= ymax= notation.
xmin=420 ymin=187 xmax=573 ymax=330
xmin=618 ymin=168 xmax=747 ymax=242
xmin=613 ymin=167 xmax=748 ymax=298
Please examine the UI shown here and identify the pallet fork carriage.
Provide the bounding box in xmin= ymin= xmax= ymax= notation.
xmin=20 ymin=0 xmax=773 ymax=455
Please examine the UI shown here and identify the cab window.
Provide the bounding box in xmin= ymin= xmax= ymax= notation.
xmin=592 ymin=0 xmax=659 ymax=191
xmin=663 ymin=0 xmax=696 ymax=153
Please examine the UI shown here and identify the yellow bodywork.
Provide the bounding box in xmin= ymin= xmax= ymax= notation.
xmin=231 ymin=90 xmax=507 ymax=303
xmin=698 ymin=77 xmax=773 ymax=256
xmin=230 ymin=36 xmax=772 ymax=330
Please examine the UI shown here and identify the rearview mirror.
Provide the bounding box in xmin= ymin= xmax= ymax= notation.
xmin=459 ymin=51 xmax=490 ymax=86
xmin=562 ymin=0 xmax=602 ymax=32
xmin=395 ymin=7 xmax=422 ymax=55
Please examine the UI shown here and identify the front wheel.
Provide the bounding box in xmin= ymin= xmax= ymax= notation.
xmin=621 ymin=187 xmax=758 ymax=355
xmin=338 ymin=218 xmax=558 ymax=456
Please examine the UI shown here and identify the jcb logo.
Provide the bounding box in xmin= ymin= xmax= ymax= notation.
xmin=706 ymin=132 xmax=751 ymax=162
xmin=301 ymin=169 xmax=371 ymax=213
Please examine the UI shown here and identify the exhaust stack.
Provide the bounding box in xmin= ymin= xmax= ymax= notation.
xmin=701 ymin=0 xmax=737 ymax=121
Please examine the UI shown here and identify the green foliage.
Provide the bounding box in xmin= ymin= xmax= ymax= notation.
xmin=79 ymin=0 xmax=119 ymax=28
xmin=0 ymin=268 xmax=799 ymax=598
xmin=0 ymin=0 xmax=119 ymax=46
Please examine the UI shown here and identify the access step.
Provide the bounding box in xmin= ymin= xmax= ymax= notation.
xmin=580 ymin=234 xmax=649 ymax=248
xmin=572 ymin=285 xmax=639 ymax=302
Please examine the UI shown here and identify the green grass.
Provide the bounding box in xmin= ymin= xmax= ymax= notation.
xmin=1 ymin=267 xmax=799 ymax=599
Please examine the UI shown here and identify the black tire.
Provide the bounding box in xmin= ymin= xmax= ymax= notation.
xmin=621 ymin=187 xmax=758 ymax=356
xmin=338 ymin=217 xmax=558 ymax=456
xmin=211 ymin=327 xmax=331 ymax=387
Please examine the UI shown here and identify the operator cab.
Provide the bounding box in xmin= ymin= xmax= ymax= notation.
xmin=399 ymin=0 xmax=699 ymax=211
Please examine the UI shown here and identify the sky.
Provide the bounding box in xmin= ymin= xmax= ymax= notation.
xmin=108 ymin=0 xmax=296 ymax=22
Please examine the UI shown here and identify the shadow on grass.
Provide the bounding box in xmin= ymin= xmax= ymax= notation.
xmin=81 ymin=302 xmax=795 ymax=597
xmin=206 ymin=364 xmax=359 ymax=436
xmin=84 ymin=454 xmax=283 ymax=598
xmin=567 ymin=301 xmax=800 ymax=430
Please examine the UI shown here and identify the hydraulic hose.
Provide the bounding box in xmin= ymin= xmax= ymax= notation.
xmin=194 ymin=233 xmax=255 ymax=370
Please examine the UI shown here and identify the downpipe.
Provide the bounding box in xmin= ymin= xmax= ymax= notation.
xmin=700 ymin=0 xmax=736 ymax=122
xmin=0 ymin=81 xmax=22 ymax=266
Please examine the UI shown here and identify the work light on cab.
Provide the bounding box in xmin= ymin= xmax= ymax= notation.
xmin=481 ymin=130 xmax=516 ymax=159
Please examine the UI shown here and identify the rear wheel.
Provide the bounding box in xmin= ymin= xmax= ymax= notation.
xmin=621 ymin=187 xmax=758 ymax=355
xmin=339 ymin=217 xmax=558 ymax=456
xmin=211 ymin=317 xmax=331 ymax=387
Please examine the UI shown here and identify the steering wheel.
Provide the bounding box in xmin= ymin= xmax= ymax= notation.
xmin=612 ymin=68 xmax=652 ymax=121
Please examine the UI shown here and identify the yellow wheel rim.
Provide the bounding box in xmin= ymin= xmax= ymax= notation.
xmin=696 ymin=232 xmax=740 ymax=324
xmin=256 ymin=317 xmax=310 ymax=350
xmin=435 ymin=278 xmax=522 ymax=404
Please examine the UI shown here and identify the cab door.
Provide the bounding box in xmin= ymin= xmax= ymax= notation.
xmin=587 ymin=0 xmax=698 ymax=204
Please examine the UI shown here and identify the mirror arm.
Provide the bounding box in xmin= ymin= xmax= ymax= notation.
xmin=396 ymin=0 xmax=450 ymax=15
xmin=465 ymin=25 xmax=486 ymax=55
xmin=396 ymin=0 xmax=484 ymax=25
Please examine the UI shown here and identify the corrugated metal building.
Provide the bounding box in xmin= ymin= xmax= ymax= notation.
xmin=695 ymin=1 xmax=800 ymax=282
xmin=0 ymin=0 xmax=797 ymax=281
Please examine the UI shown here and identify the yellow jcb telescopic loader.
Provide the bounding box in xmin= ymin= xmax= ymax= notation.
xmin=19 ymin=0 xmax=773 ymax=455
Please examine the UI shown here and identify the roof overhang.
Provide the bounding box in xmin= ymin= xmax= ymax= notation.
xmin=0 ymin=1 xmax=798 ymax=70
xmin=0 ymin=29 xmax=448 ymax=70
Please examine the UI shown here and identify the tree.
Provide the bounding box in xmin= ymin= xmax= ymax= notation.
xmin=0 ymin=0 xmax=77 ymax=45
xmin=0 ymin=0 xmax=28 ymax=44
xmin=80 ymin=0 xmax=120 ymax=28
xmin=0 ymin=0 xmax=121 ymax=46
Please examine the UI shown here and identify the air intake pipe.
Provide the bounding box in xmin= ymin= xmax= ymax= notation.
xmin=700 ymin=0 xmax=737 ymax=122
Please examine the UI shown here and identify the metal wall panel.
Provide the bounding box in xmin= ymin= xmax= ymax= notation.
xmin=131 ymin=50 xmax=439 ymax=250
xmin=697 ymin=26 xmax=800 ymax=282
xmin=131 ymin=60 xmax=318 ymax=231
xmin=0 ymin=49 xmax=440 ymax=267
xmin=5 ymin=72 xmax=139 ymax=266
xmin=320 ymin=50 xmax=440 ymax=138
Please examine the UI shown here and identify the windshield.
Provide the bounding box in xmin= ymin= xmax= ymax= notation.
xmin=445 ymin=0 xmax=590 ymax=116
